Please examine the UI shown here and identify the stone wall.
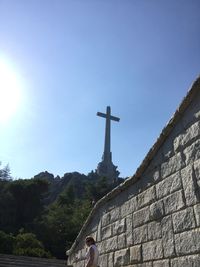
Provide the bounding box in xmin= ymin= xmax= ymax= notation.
xmin=67 ymin=77 xmax=200 ymax=267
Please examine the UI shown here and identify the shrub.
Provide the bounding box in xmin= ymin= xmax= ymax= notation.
xmin=13 ymin=232 xmax=52 ymax=258
xmin=0 ymin=230 xmax=15 ymax=254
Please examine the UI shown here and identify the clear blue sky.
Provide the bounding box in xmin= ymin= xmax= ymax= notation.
xmin=0 ymin=0 xmax=200 ymax=179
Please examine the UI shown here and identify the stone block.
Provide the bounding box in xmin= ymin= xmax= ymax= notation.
xmin=126 ymin=214 xmax=133 ymax=246
xmin=133 ymin=225 xmax=148 ymax=244
xmin=163 ymin=190 xmax=185 ymax=215
xmin=121 ymin=197 xmax=137 ymax=217
xmin=150 ymin=200 xmax=164 ymax=221
xmin=74 ymin=260 xmax=84 ymax=267
xmin=114 ymin=248 xmax=130 ymax=267
xmin=137 ymin=263 xmax=153 ymax=267
xmin=110 ymin=207 xmax=120 ymax=223
xmin=101 ymin=236 xmax=118 ymax=253
xmin=102 ymin=212 xmax=110 ymax=227
xmin=96 ymin=220 xmax=102 ymax=242
xmin=74 ymin=250 xmax=80 ymax=262
xmin=137 ymin=186 xmax=156 ymax=209
xmin=175 ymin=228 xmax=200 ymax=255
xmin=194 ymin=203 xmax=200 ymax=226
xmin=156 ymin=171 xmax=182 ymax=199
xmin=102 ymin=225 xmax=112 ymax=240
xmin=126 ymin=263 xmax=152 ymax=267
xmin=106 ymin=236 xmax=118 ymax=253
xmin=181 ymin=165 xmax=199 ymax=206
xmin=67 ymin=252 xmax=76 ymax=265
xmin=172 ymin=207 xmax=196 ymax=233
xmin=108 ymin=252 xmax=114 ymax=267
xmin=194 ymin=158 xmax=200 ymax=180
xmin=98 ymin=254 xmax=108 ymax=267
xmin=153 ymin=259 xmax=169 ymax=267
xmin=130 ymin=245 xmax=142 ymax=263
xmin=142 ymin=167 xmax=160 ymax=185
xmin=184 ymin=139 xmax=200 ymax=165
xmin=112 ymin=218 xmax=126 ymax=236
xmin=183 ymin=120 xmax=200 ymax=145
xmin=171 ymin=255 xmax=200 ymax=267
xmin=148 ymin=148 xmax=163 ymax=170
xmin=117 ymin=233 xmax=126 ymax=249
xmin=151 ymin=169 xmax=160 ymax=182
xmin=78 ymin=248 xmax=86 ymax=261
xmin=133 ymin=206 xmax=150 ymax=228
xmin=67 ymin=253 xmax=76 ymax=265
xmin=174 ymin=134 xmax=183 ymax=152
xmin=162 ymin=137 xmax=174 ymax=160
xmin=147 ymin=221 xmax=162 ymax=240
xmin=98 ymin=240 xmax=106 ymax=254
xmin=174 ymin=121 xmax=200 ymax=152
xmin=161 ymin=215 xmax=175 ymax=257
xmin=161 ymin=152 xmax=185 ymax=179
xmin=142 ymin=239 xmax=163 ymax=261
xmin=182 ymin=91 xmax=200 ymax=128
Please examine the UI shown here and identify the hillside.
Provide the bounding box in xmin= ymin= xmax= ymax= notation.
xmin=0 ymin=168 xmax=124 ymax=259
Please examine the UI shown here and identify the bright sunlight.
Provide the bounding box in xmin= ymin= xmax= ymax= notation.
xmin=0 ymin=57 xmax=23 ymax=122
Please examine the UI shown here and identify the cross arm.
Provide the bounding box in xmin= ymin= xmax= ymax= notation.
xmin=110 ymin=115 xmax=120 ymax=122
xmin=97 ymin=112 xmax=120 ymax=122
xmin=97 ymin=112 xmax=107 ymax=118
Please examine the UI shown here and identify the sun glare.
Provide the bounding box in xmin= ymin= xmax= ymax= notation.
xmin=0 ymin=58 xmax=23 ymax=122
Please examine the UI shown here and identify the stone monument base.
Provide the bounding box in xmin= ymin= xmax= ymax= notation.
xmin=96 ymin=160 xmax=119 ymax=184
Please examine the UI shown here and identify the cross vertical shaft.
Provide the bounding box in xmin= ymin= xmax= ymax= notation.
xmin=104 ymin=106 xmax=111 ymax=162
xmin=97 ymin=106 xmax=120 ymax=183
xmin=97 ymin=106 xmax=119 ymax=163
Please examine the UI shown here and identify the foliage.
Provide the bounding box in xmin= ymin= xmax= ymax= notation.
xmin=86 ymin=176 xmax=116 ymax=201
xmin=35 ymin=189 xmax=92 ymax=259
xmin=0 ymin=231 xmax=15 ymax=254
xmin=9 ymin=178 xmax=48 ymax=221
xmin=0 ymin=178 xmax=49 ymax=233
xmin=13 ymin=232 xmax=52 ymax=258
xmin=0 ymin=166 xmax=122 ymax=259
xmin=0 ymin=162 xmax=11 ymax=180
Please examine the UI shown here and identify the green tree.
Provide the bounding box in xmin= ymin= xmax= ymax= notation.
xmin=0 ymin=162 xmax=11 ymax=180
xmin=86 ymin=176 xmax=114 ymax=201
xmin=0 ymin=178 xmax=48 ymax=234
xmin=13 ymin=232 xmax=51 ymax=258
xmin=35 ymin=202 xmax=74 ymax=259
xmin=36 ymin=185 xmax=92 ymax=259
xmin=0 ymin=170 xmax=119 ymax=259
xmin=7 ymin=179 xmax=49 ymax=230
xmin=0 ymin=180 xmax=16 ymax=233
xmin=57 ymin=184 xmax=75 ymax=206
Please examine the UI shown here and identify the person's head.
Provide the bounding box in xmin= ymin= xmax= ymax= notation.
xmin=85 ymin=236 xmax=95 ymax=247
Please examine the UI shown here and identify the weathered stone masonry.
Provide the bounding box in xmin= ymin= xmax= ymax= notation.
xmin=67 ymin=76 xmax=200 ymax=267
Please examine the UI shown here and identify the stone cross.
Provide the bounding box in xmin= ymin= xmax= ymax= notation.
xmin=97 ymin=106 xmax=120 ymax=163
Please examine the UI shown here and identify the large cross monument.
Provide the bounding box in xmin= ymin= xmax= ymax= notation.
xmin=96 ymin=106 xmax=120 ymax=183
